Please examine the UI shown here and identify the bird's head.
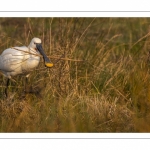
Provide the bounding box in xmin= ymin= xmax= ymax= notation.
xmin=29 ymin=38 xmax=53 ymax=68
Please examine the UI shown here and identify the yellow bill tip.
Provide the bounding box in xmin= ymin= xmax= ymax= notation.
xmin=45 ymin=62 xmax=54 ymax=67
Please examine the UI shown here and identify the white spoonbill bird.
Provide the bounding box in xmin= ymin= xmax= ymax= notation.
xmin=0 ymin=37 xmax=53 ymax=97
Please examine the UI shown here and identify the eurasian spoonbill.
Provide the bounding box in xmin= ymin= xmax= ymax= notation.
xmin=0 ymin=37 xmax=53 ymax=97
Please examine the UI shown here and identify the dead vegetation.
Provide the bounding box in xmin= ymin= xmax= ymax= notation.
xmin=0 ymin=18 xmax=150 ymax=132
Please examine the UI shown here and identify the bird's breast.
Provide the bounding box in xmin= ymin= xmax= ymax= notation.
xmin=21 ymin=54 xmax=40 ymax=72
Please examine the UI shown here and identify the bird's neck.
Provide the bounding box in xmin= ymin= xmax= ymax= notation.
xmin=28 ymin=47 xmax=40 ymax=58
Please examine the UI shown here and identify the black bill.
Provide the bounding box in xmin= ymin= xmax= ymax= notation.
xmin=36 ymin=43 xmax=53 ymax=67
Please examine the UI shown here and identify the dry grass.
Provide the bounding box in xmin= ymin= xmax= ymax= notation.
xmin=0 ymin=18 xmax=150 ymax=132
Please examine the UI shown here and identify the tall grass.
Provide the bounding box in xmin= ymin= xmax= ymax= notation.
xmin=0 ymin=18 xmax=150 ymax=132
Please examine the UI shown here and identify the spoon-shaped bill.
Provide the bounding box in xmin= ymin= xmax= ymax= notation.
xmin=36 ymin=43 xmax=53 ymax=67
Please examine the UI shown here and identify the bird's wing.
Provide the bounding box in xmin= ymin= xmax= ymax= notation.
xmin=0 ymin=46 xmax=29 ymax=72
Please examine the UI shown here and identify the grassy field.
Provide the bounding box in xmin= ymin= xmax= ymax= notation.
xmin=1 ymin=18 xmax=150 ymax=132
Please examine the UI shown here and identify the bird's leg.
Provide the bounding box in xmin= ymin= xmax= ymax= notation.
xmin=20 ymin=76 xmax=28 ymax=98
xmin=24 ymin=76 xmax=28 ymax=93
xmin=24 ymin=74 xmax=30 ymax=94
xmin=5 ymin=78 xmax=10 ymax=98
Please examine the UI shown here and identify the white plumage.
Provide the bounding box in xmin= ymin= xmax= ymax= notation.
xmin=0 ymin=46 xmax=40 ymax=78
xmin=0 ymin=37 xmax=53 ymax=97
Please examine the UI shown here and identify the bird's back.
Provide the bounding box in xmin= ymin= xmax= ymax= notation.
xmin=0 ymin=46 xmax=40 ymax=78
